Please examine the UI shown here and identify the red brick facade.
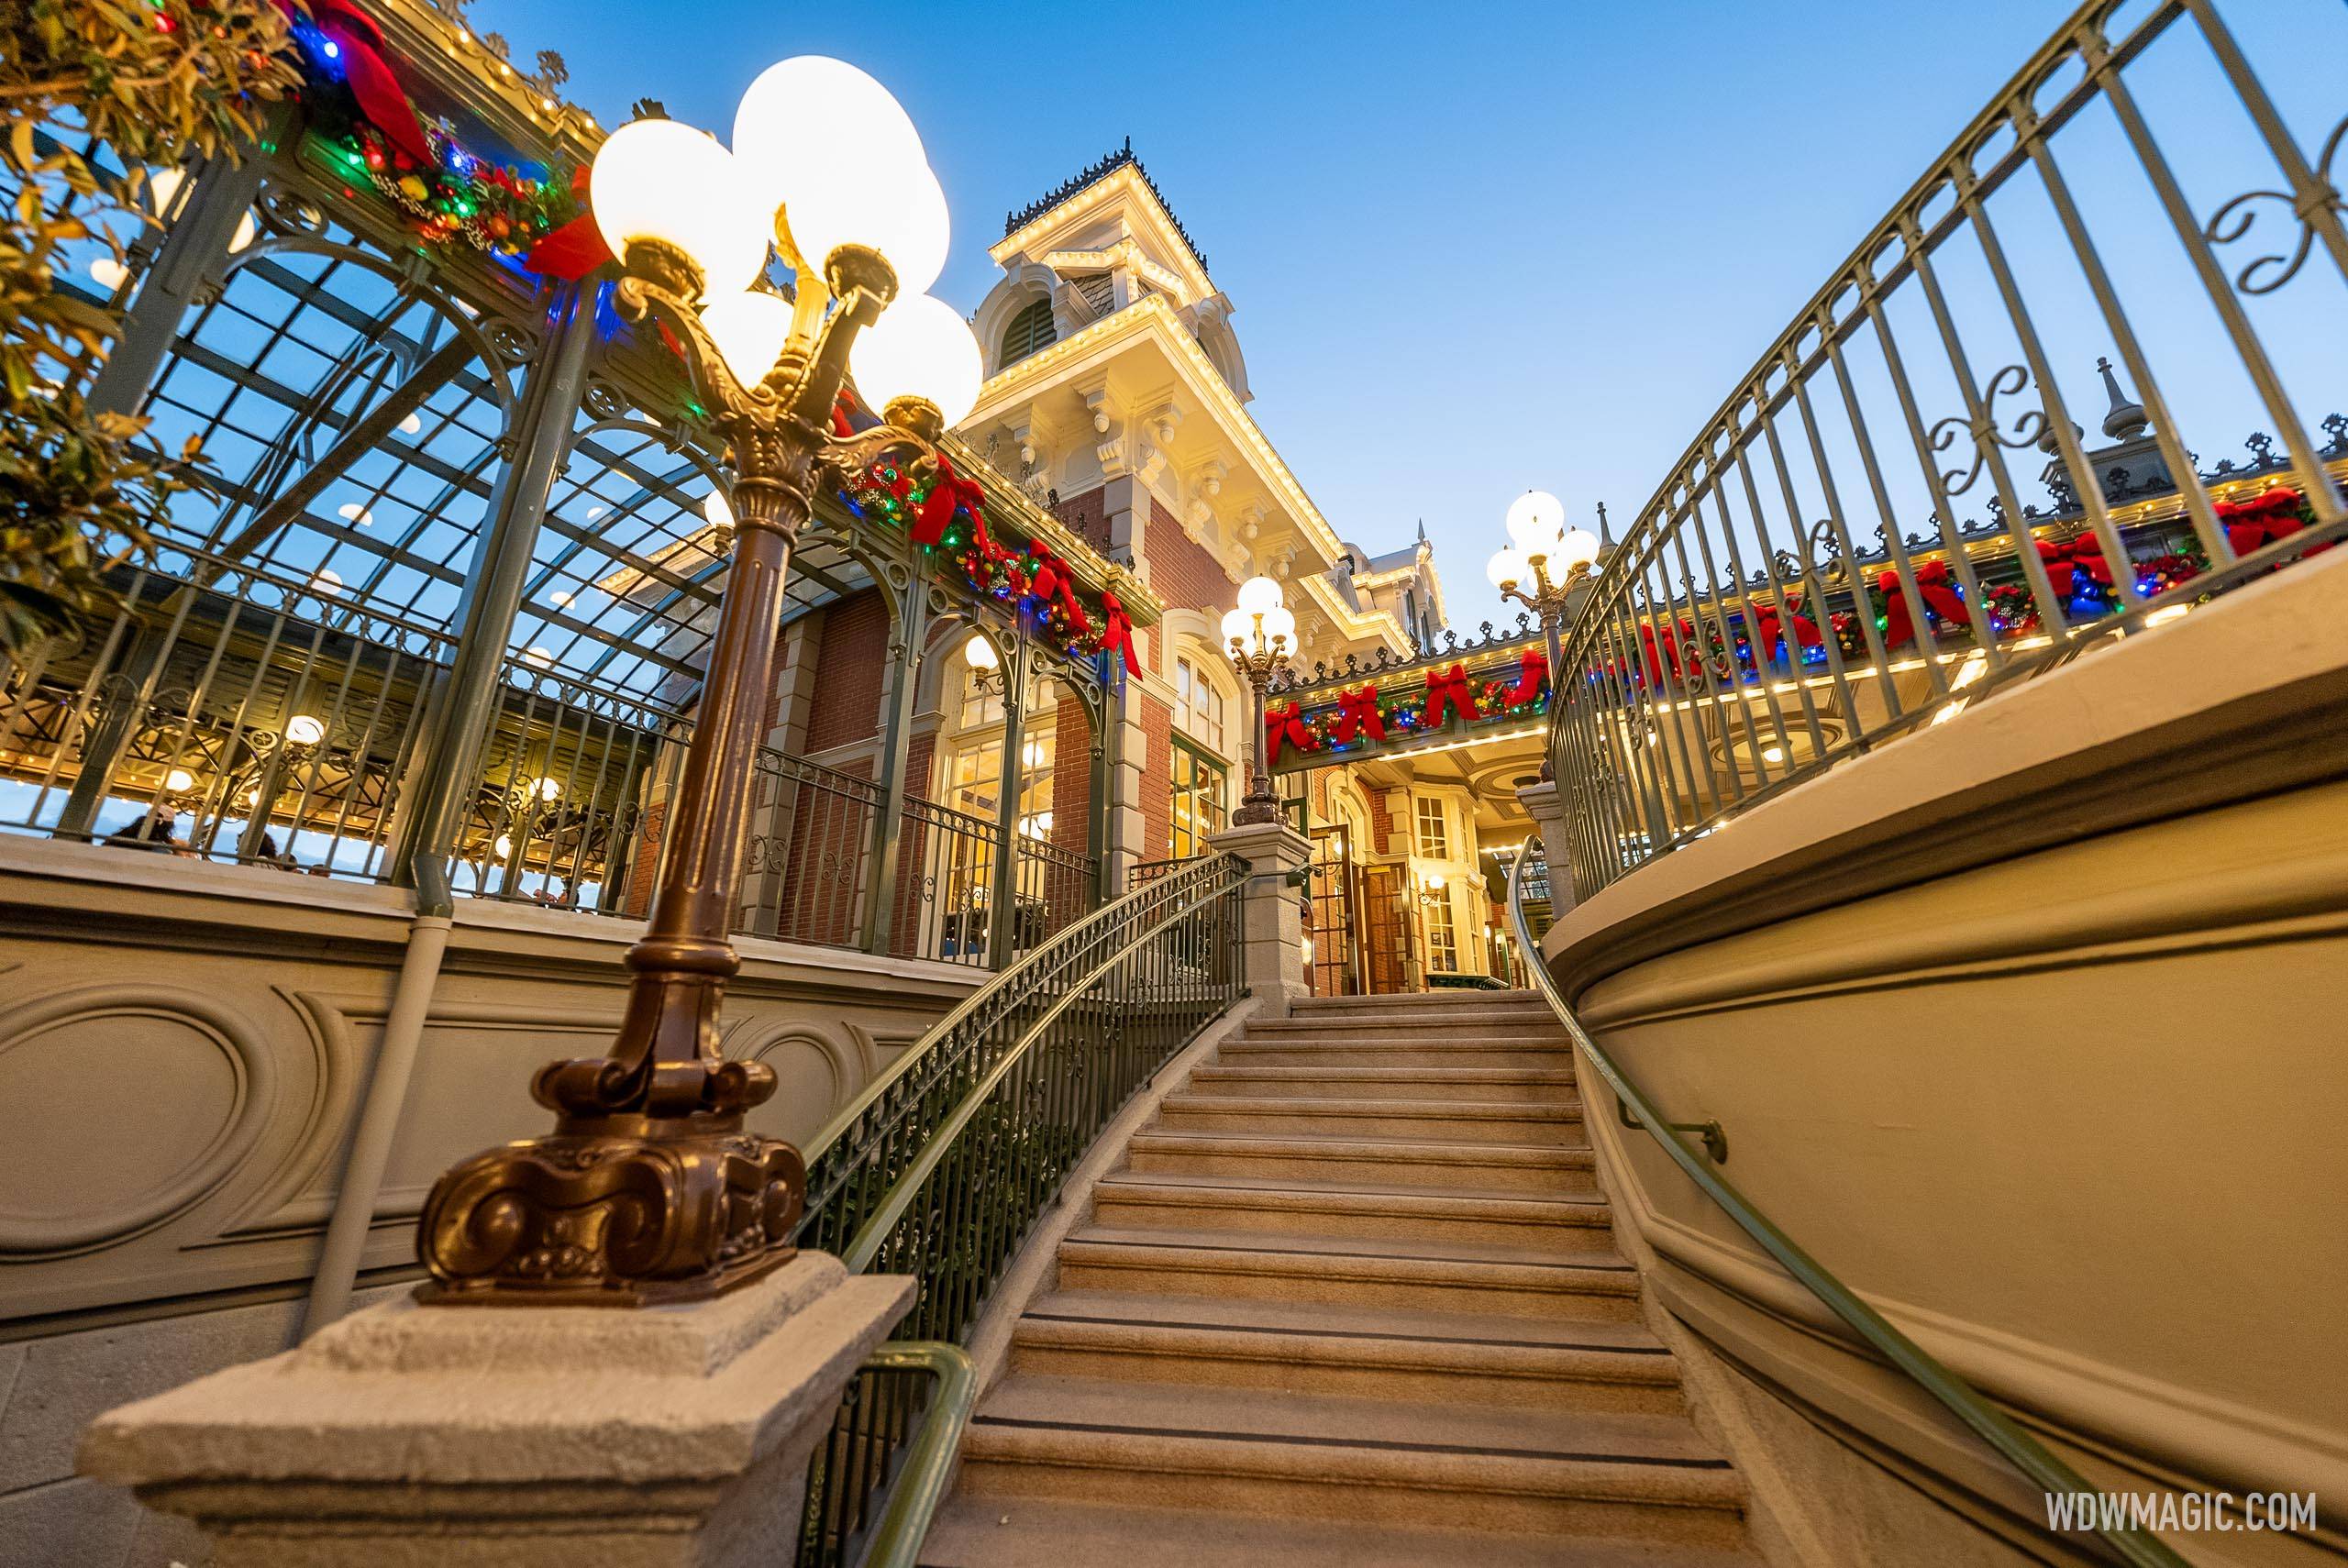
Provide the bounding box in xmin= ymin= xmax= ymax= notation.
xmin=1051 ymin=486 xmax=1110 ymax=555
xmin=803 ymin=591 xmax=889 ymax=753
xmin=1139 ymin=692 xmax=1173 ymax=861
xmin=1140 ymin=495 xmax=1239 ymax=676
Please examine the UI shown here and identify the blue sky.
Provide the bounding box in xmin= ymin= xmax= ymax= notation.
xmin=465 ymin=0 xmax=2346 ymax=632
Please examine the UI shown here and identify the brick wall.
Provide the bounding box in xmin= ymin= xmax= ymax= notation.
xmin=1141 ymin=495 xmax=1238 ymax=675
xmin=803 ymin=591 xmax=889 ymax=753
xmin=1051 ymin=698 xmax=1092 ymax=861
xmin=1139 ymin=693 xmax=1172 ymax=860
xmin=1051 ymin=486 xmax=1110 ymax=554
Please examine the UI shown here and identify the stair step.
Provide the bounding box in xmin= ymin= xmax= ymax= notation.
xmin=1054 ymin=1227 xmax=1642 ymax=1320
xmin=1091 ymin=1174 xmax=1616 ymax=1250
xmin=1125 ymin=1131 xmax=1599 ymax=1194
xmin=1007 ymin=1306 xmax=1684 ymax=1413
xmin=1186 ymin=1065 xmax=1578 ymax=1103
xmin=1247 ymin=1013 xmax=1568 ymax=1039
xmin=1292 ymin=988 xmax=1551 ymax=1012
xmin=1157 ymin=1093 xmax=1586 ymax=1144
xmin=921 ymin=1496 xmax=1767 ymax=1568
xmin=952 ymin=1389 xmax=1747 ymax=1544
xmin=1220 ymin=1038 xmax=1574 ymax=1068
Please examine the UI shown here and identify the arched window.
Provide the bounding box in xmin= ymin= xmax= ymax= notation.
xmin=997 ymin=297 xmax=1056 ymax=370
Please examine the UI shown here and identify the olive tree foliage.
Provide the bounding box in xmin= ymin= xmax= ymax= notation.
xmin=0 ymin=0 xmax=305 ymax=654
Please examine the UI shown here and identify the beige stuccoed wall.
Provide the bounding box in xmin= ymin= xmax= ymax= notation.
xmin=0 ymin=839 xmax=980 ymax=1568
xmin=1543 ymin=549 xmax=2348 ymax=1565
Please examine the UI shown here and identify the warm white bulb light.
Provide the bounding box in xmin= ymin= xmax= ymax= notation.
xmin=963 ymin=632 xmax=1000 ymax=670
xmin=1260 ymin=606 xmax=1297 ymax=649
xmin=591 ymin=118 xmax=770 ymax=300
xmin=164 ymin=767 xmax=196 ymax=793
xmin=696 ymin=289 xmax=796 ymax=386
xmin=785 ymin=159 xmax=948 ymax=297
xmin=1236 ymin=575 xmax=1283 ymax=615
xmin=1218 ymin=606 xmax=1254 ymax=647
xmin=1506 ymin=490 xmax=1567 ymax=552
xmin=285 ymin=713 xmax=327 ymax=745
xmin=1557 ymin=526 xmax=1601 ymax=570
xmin=1486 ymin=547 xmax=1528 ymax=591
xmin=703 ymin=488 xmax=736 ymax=532
xmin=732 ymin=58 xmax=940 ymax=291
xmin=850 ymin=293 xmax=981 ymax=426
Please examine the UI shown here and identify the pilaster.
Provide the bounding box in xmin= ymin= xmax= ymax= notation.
xmin=1205 ymin=819 xmax=1312 ymax=1016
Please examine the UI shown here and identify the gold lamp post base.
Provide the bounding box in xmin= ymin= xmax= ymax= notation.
xmin=417 ymin=1116 xmax=806 ymax=1308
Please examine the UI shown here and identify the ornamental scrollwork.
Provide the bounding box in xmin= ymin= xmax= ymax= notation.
xmin=1928 ymin=364 xmax=2044 ymax=497
xmin=2204 ymin=114 xmax=2346 ymax=296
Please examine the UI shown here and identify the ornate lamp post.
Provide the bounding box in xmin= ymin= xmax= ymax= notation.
xmin=1220 ymin=574 xmax=1296 ymax=827
xmin=1486 ymin=489 xmax=1601 ymax=676
xmin=418 ymin=60 xmax=981 ymax=1307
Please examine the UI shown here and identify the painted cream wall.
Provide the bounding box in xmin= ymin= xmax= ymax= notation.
xmin=0 ymin=837 xmax=983 ymax=1568
xmin=1541 ymin=548 xmax=2348 ymax=1563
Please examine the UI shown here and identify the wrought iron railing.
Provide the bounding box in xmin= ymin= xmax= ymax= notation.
xmin=1503 ymin=842 xmax=2185 ymax=1566
xmin=0 ymin=542 xmax=450 ymax=878
xmin=787 ymin=849 xmax=1247 ymax=1566
xmin=1546 ymin=0 xmax=2348 ymax=901
xmin=795 ymin=1342 xmax=976 ymax=1568
xmin=1012 ymin=834 xmax=1094 ymax=937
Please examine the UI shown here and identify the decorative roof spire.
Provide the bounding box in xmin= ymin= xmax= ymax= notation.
xmin=2097 ymin=355 xmax=2149 ymax=441
xmin=1003 ymin=137 xmax=1208 ymax=274
xmin=1595 ymin=501 xmax=1612 ymax=545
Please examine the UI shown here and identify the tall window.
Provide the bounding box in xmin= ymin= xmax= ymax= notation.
xmin=948 ymin=733 xmax=1055 ymax=839
xmin=1424 ymin=892 xmax=1460 ymax=973
xmin=1174 ymin=656 xmax=1227 ymax=756
xmin=1170 ymin=740 xmax=1227 ymax=859
xmin=959 ymin=664 xmax=1003 ymax=727
xmin=997 ymin=297 xmax=1056 ymax=370
xmin=1415 ymin=796 xmax=1450 ymax=861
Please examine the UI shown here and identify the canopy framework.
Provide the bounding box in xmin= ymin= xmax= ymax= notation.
xmin=0 ymin=20 xmax=1158 ymax=971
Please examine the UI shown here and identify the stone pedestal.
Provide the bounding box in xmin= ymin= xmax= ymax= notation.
xmin=1206 ymin=819 xmax=1312 ymax=1016
xmin=78 ymin=1254 xmax=912 ymax=1568
xmin=1514 ymin=778 xmax=1577 ymax=916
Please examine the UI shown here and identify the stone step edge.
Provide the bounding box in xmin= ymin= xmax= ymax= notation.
xmin=1058 ymin=1235 xmax=1641 ymax=1294
xmin=1093 ymin=1177 xmax=1612 ymax=1226
xmin=955 ymin=1420 xmax=1745 ymax=1510
xmin=1008 ymin=1315 xmax=1682 ymax=1386
xmin=1126 ymin=1132 xmax=1597 ymax=1165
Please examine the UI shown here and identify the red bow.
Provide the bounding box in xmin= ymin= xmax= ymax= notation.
xmin=1506 ymin=646 xmax=1549 ymax=705
xmin=1332 ymin=685 xmax=1386 ymax=745
xmin=1424 ymin=663 xmax=1474 ymax=727
xmin=2215 ymin=486 xmax=2308 ymax=558
xmin=912 ymin=450 xmax=989 ymax=548
xmin=314 ymin=3 xmax=432 ymax=168
xmin=1025 ymin=542 xmax=1091 ymax=636
xmin=1749 ymin=600 xmax=1822 ymax=658
xmin=1640 ymin=619 xmax=1697 ymax=684
xmin=523 ymin=165 xmax=613 ymax=281
xmin=1266 ymin=701 xmax=1312 ymax=763
xmin=1878 ymin=560 xmax=1967 ymax=649
xmin=2035 ymin=536 xmax=2120 ymax=601
xmin=1099 ymin=591 xmax=1143 ymax=679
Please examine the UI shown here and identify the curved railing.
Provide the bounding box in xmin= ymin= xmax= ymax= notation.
xmin=791 ymin=850 xmax=1248 ymax=1566
xmin=1503 ymin=840 xmax=2185 ymax=1568
xmin=1546 ymin=0 xmax=2348 ymax=901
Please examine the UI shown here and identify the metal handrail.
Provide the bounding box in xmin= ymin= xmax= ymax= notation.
xmin=839 ymin=869 xmax=1244 ymax=1275
xmin=836 ymin=1342 xmax=977 ymax=1568
xmin=790 ymin=852 xmax=1247 ymax=1568
xmin=1503 ymin=838 xmax=2188 ymax=1568
xmin=1543 ymin=0 xmax=2348 ymax=903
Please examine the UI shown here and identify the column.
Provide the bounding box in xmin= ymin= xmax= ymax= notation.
xmin=1514 ymin=778 xmax=1578 ymax=918
xmin=382 ymin=283 xmax=594 ymax=884
xmin=860 ymin=594 xmax=925 ymax=954
xmin=984 ymin=640 xmax=1028 ymax=964
xmin=1205 ymin=817 xmax=1312 ymax=1017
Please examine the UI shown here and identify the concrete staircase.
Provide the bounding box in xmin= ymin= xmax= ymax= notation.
xmin=920 ymin=989 xmax=1765 ymax=1567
